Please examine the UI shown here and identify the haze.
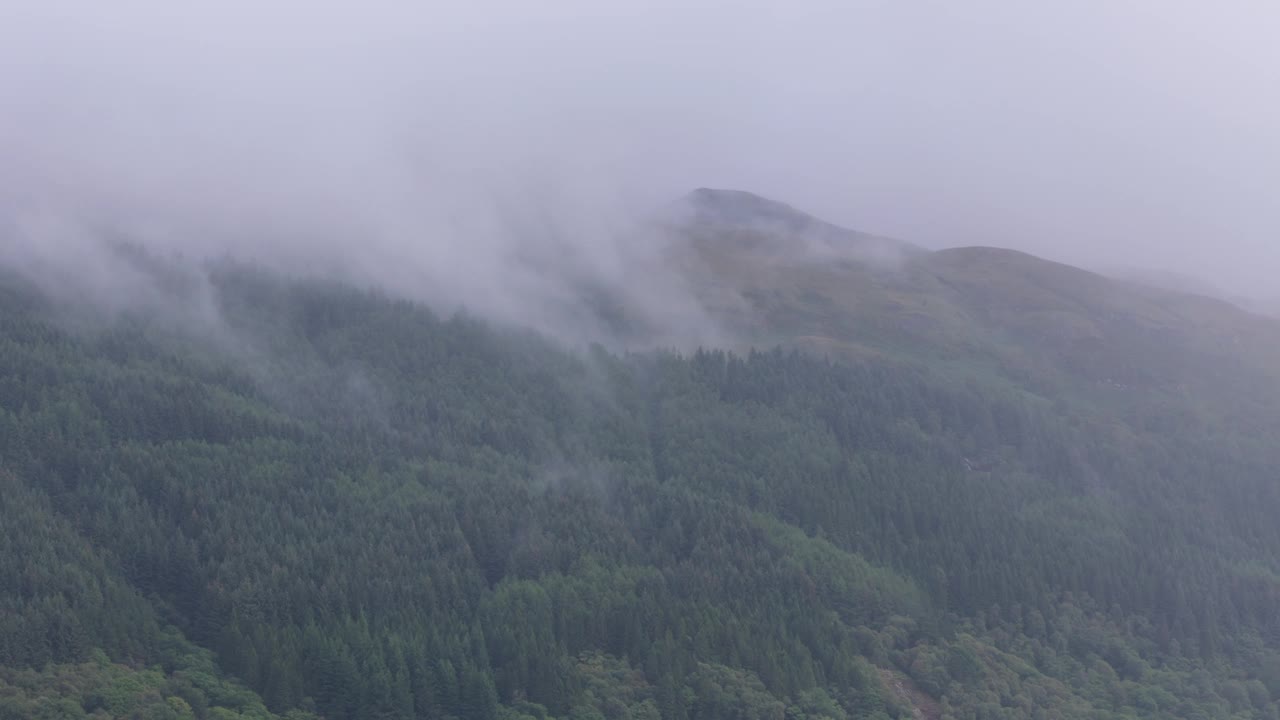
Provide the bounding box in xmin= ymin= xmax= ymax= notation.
xmin=2 ymin=1 xmax=1277 ymax=316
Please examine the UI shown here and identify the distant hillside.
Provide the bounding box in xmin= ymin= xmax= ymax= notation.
xmin=3 ymin=193 xmax=1280 ymax=719
xmin=679 ymin=188 xmax=920 ymax=266
xmin=674 ymin=190 xmax=1280 ymax=415
xmin=1106 ymin=265 xmax=1280 ymax=319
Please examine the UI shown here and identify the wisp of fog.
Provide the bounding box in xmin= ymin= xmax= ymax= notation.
xmin=2 ymin=0 xmax=1278 ymax=333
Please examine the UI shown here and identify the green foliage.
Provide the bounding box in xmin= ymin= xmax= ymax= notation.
xmin=0 ymin=658 xmax=294 ymax=720
xmin=3 ymin=265 xmax=1280 ymax=719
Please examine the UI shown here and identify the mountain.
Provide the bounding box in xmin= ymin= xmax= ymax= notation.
xmin=3 ymin=192 xmax=1280 ymax=720
xmin=676 ymin=190 xmax=1280 ymax=428
xmin=677 ymin=188 xmax=920 ymax=269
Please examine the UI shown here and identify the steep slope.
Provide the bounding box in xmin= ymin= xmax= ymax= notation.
xmin=675 ymin=193 xmax=1280 ymax=641
xmin=3 ymin=199 xmax=1280 ymax=720
xmin=676 ymin=188 xmax=1280 ymax=423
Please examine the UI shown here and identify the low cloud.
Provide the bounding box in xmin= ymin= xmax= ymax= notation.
xmin=0 ymin=1 xmax=737 ymax=347
xmin=2 ymin=0 xmax=1277 ymax=332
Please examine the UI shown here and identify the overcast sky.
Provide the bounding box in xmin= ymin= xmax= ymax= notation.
xmin=1 ymin=1 xmax=1277 ymax=300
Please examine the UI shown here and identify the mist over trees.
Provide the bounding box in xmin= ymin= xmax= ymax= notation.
xmin=4 ymin=3 xmax=1280 ymax=719
xmin=4 ymin=259 xmax=1280 ymax=719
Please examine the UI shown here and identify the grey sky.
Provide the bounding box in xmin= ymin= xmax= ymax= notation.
xmin=1 ymin=1 xmax=1277 ymax=303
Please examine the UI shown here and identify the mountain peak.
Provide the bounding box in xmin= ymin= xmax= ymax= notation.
xmin=684 ymin=188 xmax=819 ymax=231
xmin=679 ymin=188 xmax=919 ymax=266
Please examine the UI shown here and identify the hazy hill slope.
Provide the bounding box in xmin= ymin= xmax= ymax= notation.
xmin=677 ymin=190 xmax=1280 ymax=590
xmin=3 ymin=202 xmax=1280 ymax=720
xmin=677 ymin=188 xmax=1280 ymax=412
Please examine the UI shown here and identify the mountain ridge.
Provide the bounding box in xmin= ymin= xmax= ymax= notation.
xmin=3 ymin=192 xmax=1280 ymax=719
xmin=673 ymin=189 xmax=1280 ymax=389
xmin=681 ymin=188 xmax=1270 ymax=328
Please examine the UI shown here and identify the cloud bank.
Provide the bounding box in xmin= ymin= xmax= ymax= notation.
xmin=1 ymin=0 xmax=1277 ymax=329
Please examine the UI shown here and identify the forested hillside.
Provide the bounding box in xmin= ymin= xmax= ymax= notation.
xmin=5 ymin=211 xmax=1280 ymax=720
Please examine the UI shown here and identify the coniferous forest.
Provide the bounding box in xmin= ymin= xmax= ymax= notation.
xmin=5 ymin=248 xmax=1280 ymax=720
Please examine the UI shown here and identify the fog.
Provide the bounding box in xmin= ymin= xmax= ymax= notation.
xmin=2 ymin=1 xmax=1278 ymax=331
